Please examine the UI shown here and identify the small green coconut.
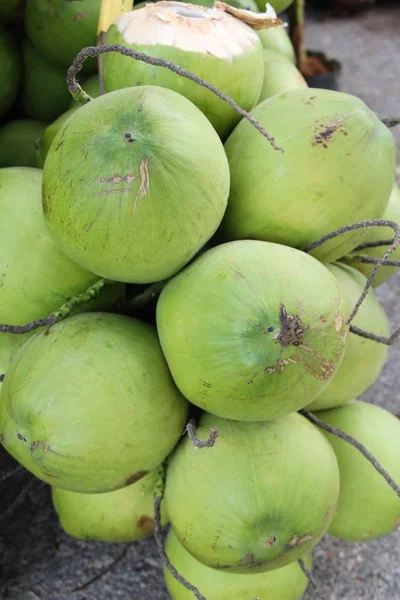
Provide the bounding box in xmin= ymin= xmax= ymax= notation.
xmin=52 ymin=470 xmax=168 ymax=542
xmin=0 ymin=312 xmax=189 ymax=493
xmin=0 ymin=26 xmax=21 ymax=119
xmin=307 ymin=263 xmax=389 ymax=411
xmin=103 ymin=1 xmax=265 ymax=139
xmin=24 ymin=0 xmax=100 ymax=72
xmin=222 ymin=88 xmax=396 ymax=263
xmin=21 ymin=38 xmax=72 ymax=121
xmin=165 ymin=411 xmax=339 ymax=573
xmin=165 ymin=529 xmax=312 ymax=600
xmin=317 ymin=400 xmax=400 ymax=541
xmin=43 ymin=86 xmax=230 ymax=284
xmin=257 ymin=25 xmax=296 ymax=63
xmin=258 ymin=49 xmax=307 ymax=103
xmin=344 ymin=183 xmax=400 ymax=287
xmin=0 ymin=167 xmax=122 ymax=386
xmin=157 ymin=240 xmax=347 ymax=422
xmin=0 ymin=119 xmax=47 ymax=167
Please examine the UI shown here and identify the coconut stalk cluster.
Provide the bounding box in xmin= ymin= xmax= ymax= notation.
xmin=0 ymin=1 xmax=400 ymax=598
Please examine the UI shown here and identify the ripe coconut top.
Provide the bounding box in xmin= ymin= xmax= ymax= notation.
xmin=52 ymin=470 xmax=168 ymax=543
xmin=42 ymin=85 xmax=230 ymax=284
xmin=317 ymin=401 xmax=400 ymax=542
xmin=344 ymin=183 xmax=400 ymax=287
xmin=157 ymin=240 xmax=347 ymax=422
xmin=164 ymin=529 xmax=312 ymax=600
xmin=221 ymin=88 xmax=396 ymax=263
xmin=165 ymin=411 xmax=339 ymax=573
xmin=0 ymin=313 xmax=189 ymax=493
xmin=102 ymin=1 xmax=268 ymax=138
xmin=307 ymin=263 xmax=389 ymax=412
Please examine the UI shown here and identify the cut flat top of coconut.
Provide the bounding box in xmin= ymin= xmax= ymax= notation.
xmin=115 ymin=1 xmax=268 ymax=61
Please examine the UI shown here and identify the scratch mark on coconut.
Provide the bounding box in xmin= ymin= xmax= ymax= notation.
xmin=137 ymin=515 xmax=155 ymax=534
xmin=288 ymin=533 xmax=312 ymax=548
xmin=133 ymin=156 xmax=150 ymax=214
xmin=126 ymin=471 xmax=148 ymax=485
xmin=30 ymin=441 xmax=84 ymax=460
xmin=98 ymin=175 xmax=137 ymax=184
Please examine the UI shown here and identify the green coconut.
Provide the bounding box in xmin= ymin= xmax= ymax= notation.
xmin=35 ymin=108 xmax=76 ymax=168
xmin=103 ymin=2 xmax=264 ymax=139
xmin=0 ymin=26 xmax=21 ymax=119
xmin=165 ymin=529 xmax=312 ymax=600
xmin=157 ymin=240 xmax=347 ymax=422
xmin=344 ymin=183 xmax=400 ymax=287
xmin=21 ymin=38 xmax=73 ymax=121
xmin=0 ymin=119 xmax=46 ymax=167
xmin=317 ymin=400 xmax=400 ymax=541
xmin=42 ymin=86 xmax=230 ymax=284
xmin=0 ymin=167 xmax=122 ymax=386
xmin=221 ymin=88 xmax=396 ymax=263
xmin=165 ymin=411 xmax=339 ymax=573
xmin=258 ymin=49 xmax=307 ymax=103
xmin=52 ymin=470 xmax=168 ymax=542
xmin=24 ymin=0 xmax=100 ymax=73
xmin=307 ymin=263 xmax=389 ymax=411
xmin=257 ymin=25 xmax=296 ymax=63
xmin=0 ymin=312 xmax=189 ymax=493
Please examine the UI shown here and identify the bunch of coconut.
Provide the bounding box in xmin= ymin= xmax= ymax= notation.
xmin=1 ymin=1 xmax=400 ymax=599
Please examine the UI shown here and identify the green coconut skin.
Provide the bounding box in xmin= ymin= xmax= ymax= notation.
xmin=157 ymin=240 xmax=347 ymax=422
xmin=307 ymin=263 xmax=389 ymax=411
xmin=255 ymin=0 xmax=294 ymax=12
xmin=165 ymin=411 xmax=339 ymax=573
xmin=43 ymin=86 xmax=230 ymax=284
xmin=0 ymin=119 xmax=46 ymax=167
xmin=344 ymin=183 xmax=400 ymax=287
xmin=222 ymin=88 xmax=396 ymax=263
xmin=0 ymin=312 xmax=189 ymax=493
xmin=103 ymin=8 xmax=264 ymax=139
xmin=257 ymin=27 xmax=296 ymax=63
xmin=165 ymin=529 xmax=312 ymax=600
xmin=258 ymin=49 xmax=307 ymax=103
xmin=24 ymin=0 xmax=99 ymax=73
xmin=0 ymin=26 xmax=21 ymax=119
xmin=35 ymin=108 xmax=76 ymax=168
xmin=0 ymin=167 xmax=122 ymax=391
xmin=21 ymin=38 xmax=73 ymax=121
xmin=52 ymin=470 xmax=169 ymax=542
xmin=317 ymin=401 xmax=400 ymax=541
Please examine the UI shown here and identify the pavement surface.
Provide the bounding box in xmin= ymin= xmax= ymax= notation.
xmin=1 ymin=2 xmax=400 ymax=600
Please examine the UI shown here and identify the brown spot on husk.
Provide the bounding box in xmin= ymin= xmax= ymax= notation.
xmin=288 ymin=533 xmax=312 ymax=548
xmin=312 ymin=120 xmax=348 ymax=149
xmin=98 ymin=174 xmax=137 ymax=184
xmin=137 ymin=515 xmax=155 ymax=534
xmin=277 ymin=304 xmax=304 ymax=347
xmin=133 ymin=157 xmax=150 ymax=213
xmin=126 ymin=471 xmax=148 ymax=485
xmin=265 ymin=536 xmax=276 ymax=546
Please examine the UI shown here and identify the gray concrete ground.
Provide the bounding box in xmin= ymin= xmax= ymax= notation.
xmin=1 ymin=3 xmax=400 ymax=600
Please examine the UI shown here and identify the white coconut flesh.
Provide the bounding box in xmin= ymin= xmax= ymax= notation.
xmin=114 ymin=1 xmax=263 ymax=62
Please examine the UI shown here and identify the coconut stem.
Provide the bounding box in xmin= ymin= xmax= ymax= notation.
xmin=298 ymin=558 xmax=320 ymax=594
xmin=349 ymin=324 xmax=400 ymax=346
xmin=288 ymin=0 xmax=306 ymax=72
xmin=346 ymin=254 xmax=400 ymax=267
xmin=303 ymin=219 xmax=400 ymax=328
xmin=71 ymin=543 xmax=133 ymax=592
xmin=97 ymin=32 xmax=106 ymax=97
xmin=66 ymin=44 xmax=285 ymax=153
xmin=154 ymin=461 xmax=209 ymax=600
xmin=381 ymin=117 xmax=400 ymax=128
xmin=186 ymin=419 xmax=219 ymax=449
xmin=354 ymin=239 xmax=394 ymax=251
xmin=301 ymin=410 xmax=400 ymax=498
xmin=0 ymin=279 xmax=114 ymax=335
xmin=130 ymin=280 xmax=169 ymax=308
